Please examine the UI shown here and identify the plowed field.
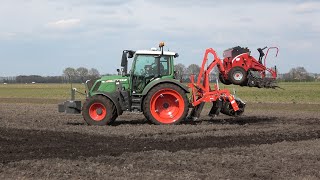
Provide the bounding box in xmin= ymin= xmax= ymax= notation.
xmin=0 ymin=101 xmax=320 ymax=179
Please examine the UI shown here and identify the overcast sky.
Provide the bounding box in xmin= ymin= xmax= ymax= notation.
xmin=0 ymin=0 xmax=319 ymax=76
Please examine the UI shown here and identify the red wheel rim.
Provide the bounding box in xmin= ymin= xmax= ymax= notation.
xmin=89 ymin=103 xmax=107 ymax=121
xmin=150 ymin=89 xmax=185 ymax=124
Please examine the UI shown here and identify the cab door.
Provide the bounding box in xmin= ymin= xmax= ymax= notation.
xmin=130 ymin=54 xmax=171 ymax=94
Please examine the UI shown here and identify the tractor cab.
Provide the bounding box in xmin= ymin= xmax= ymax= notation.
xmin=120 ymin=44 xmax=179 ymax=94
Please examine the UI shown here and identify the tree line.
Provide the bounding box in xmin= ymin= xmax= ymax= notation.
xmin=279 ymin=67 xmax=318 ymax=82
xmin=63 ymin=67 xmax=101 ymax=83
xmin=174 ymin=64 xmax=320 ymax=82
xmin=0 ymin=65 xmax=319 ymax=84
xmin=1 ymin=67 xmax=101 ymax=84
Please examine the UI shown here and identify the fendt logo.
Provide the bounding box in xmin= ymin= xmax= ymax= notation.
xmin=101 ymin=79 xmax=128 ymax=83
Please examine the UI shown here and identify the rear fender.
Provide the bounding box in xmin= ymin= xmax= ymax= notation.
xmin=141 ymin=78 xmax=189 ymax=96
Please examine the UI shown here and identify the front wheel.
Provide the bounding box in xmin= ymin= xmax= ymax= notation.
xmin=82 ymin=95 xmax=117 ymax=126
xmin=143 ymin=83 xmax=189 ymax=125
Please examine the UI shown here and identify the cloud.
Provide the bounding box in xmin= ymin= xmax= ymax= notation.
xmin=294 ymin=2 xmax=320 ymax=13
xmin=64 ymin=0 xmax=132 ymax=7
xmin=46 ymin=18 xmax=81 ymax=30
xmin=1 ymin=0 xmax=320 ymax=75
xmin=0 ymin=32 xmax=16 ymax=40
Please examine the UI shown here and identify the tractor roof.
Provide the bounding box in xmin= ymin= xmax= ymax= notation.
xmin=135 ymin=50 xmax=176 ymax=56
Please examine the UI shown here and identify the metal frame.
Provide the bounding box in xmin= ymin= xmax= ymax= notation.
xmin=188 ymin=48 xmax=239 ymax=111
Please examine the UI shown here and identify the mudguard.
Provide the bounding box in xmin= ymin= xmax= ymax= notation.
xmin=141 ymin=78 xmax=189 ymax=96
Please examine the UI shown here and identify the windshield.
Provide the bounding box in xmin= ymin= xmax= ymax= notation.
xmin=133 ymin=55 xmax=170 ymax=76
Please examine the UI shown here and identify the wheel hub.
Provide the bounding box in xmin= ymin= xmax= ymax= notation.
xmin=96 ymin=108 xmax=102 ymax=115
xmin=234 ymin=72 xmax=243 ymax=81
xmin=163 ymin=102 xmax=169 ymax=109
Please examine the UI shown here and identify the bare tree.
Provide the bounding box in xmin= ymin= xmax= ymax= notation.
xmin=288 ymin=67 xmax=308 ymax=80
xmin=63 ymin=67 xmax=78 ymax=81
xmin=187 ymin=64 xmax=200 ymax=75
xmin=174 ymin=63 xmax=186 ymax=81
xmin=77 ymin=67 xmax=89 ymax=83
xmin=88 ymin=68 xmax=100 ymax=79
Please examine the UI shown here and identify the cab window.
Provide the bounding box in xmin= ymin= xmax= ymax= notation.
xmin=133 ymin=55 xmax=170 ymax=76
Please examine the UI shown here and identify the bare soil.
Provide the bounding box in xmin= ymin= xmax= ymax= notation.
xmin=0 ymin=102 xmax=319 ymax=179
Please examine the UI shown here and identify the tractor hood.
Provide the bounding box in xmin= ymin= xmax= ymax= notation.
xmin=87 ymin=75 xmax=130 ymax=94
xmin=99 ymin=75 xmax=129 ymax=84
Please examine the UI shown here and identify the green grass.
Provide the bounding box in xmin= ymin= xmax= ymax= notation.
xmin=0 ymin=83 xmax=86 ymax=100
xmin=0 ymin=82 xmax=319 ymax=104
xmin=220 ymin=82 xmax=320 ymax=104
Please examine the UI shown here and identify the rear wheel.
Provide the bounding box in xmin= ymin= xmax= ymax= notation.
xmin=143 ymin=83 xmax=189 ymax=125
xmin=228 ymin=67 xmax=247 ymax=85
xmin=82 ymin=95 xmax=117 ymax=126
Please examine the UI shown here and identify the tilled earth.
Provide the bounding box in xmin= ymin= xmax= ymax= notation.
xmin=0 ymin=101 xmax=320 ymax=179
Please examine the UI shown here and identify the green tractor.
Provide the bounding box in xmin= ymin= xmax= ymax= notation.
xmin=59 ymin=42 xmax=190 ymax=125
xmin=58 ymin=42 xmax=245 ymax=125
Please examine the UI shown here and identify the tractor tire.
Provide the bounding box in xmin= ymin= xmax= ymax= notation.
xmin=219 ymin=73 xmax=231 ymax=85
xmin=143 ymin=83 xmax=189 ymax=125
xmin=82 ymin=95 xmax=117 ymax=126
xmin=228 ymin=67 xmax=247 ymax=85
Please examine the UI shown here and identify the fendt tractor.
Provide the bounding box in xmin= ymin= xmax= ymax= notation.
xmin=59 ymin=42 xmax=278 ymax=125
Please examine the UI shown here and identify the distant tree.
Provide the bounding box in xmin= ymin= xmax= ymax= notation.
xmin=187 ymin=64 xmax=200 ymax=75
xmin=4 ymin=76 xmax=16 ymax=83
xmin=281 ymin=66 xmax=315 ymax=82
xmin=185 ymin=64 xmax=201 ymax=82
xmin=288 ymin=67 xmax=308 ymax=81
xmin=174 ymin=63 xmax=186 ymax=81
xmin=16 ymin=75 xmax=45 ymax=83
xmin=77 ymin=67 xmax=89 ymax=83
xmin=88 ymin=68 xmax=100 ymax=79
xmin=63 ymin=67 xmax=78 ymax=83
xmin=63 ymin=67 xmax=77 ymax=77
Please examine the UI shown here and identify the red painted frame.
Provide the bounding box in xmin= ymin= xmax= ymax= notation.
xmin=188 ymin=48 xmax=239 ymax=111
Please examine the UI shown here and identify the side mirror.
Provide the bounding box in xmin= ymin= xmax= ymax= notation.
xmin=174 ymin=53 xmax=179 ymax=58
xmin=121 ymin=51 xmax=127 ymax=67
xmin=121 ymin=51 xmax=128 ymax=75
